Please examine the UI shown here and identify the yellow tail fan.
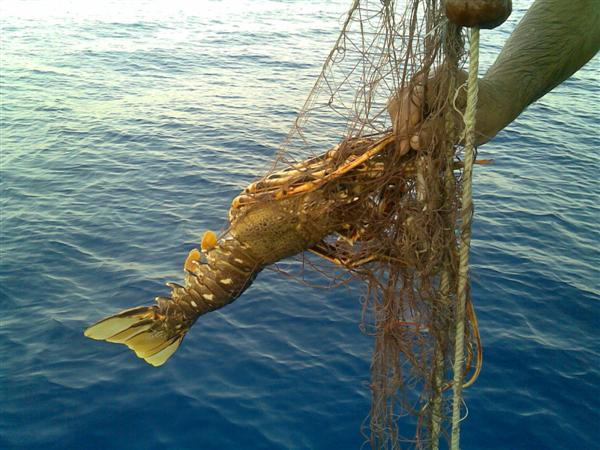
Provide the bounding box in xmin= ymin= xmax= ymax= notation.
xmin=84 ymin=306 xmax=185 ymax=367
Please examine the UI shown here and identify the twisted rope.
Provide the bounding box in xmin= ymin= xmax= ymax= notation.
xmin=450 ymin=26 xmax=480 ymax=450
xmin=430 ymin=49 xmax=461 ymax=449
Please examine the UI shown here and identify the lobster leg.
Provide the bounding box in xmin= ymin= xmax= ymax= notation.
xmin=231 ymin=134 xmax=397 ymax=211
xmin=308 ymin=239 xmax=379 ymax=269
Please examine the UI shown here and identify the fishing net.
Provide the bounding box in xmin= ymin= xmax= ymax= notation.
xmin=233 ymin=1 xmax=485 ymax=448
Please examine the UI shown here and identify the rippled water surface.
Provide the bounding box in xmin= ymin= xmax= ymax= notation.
xmin=1 ymin=1 xmax=599 ymax=449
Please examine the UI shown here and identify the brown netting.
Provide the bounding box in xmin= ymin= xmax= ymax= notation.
xmin=232 ymin=1 xmax=482 ymax=448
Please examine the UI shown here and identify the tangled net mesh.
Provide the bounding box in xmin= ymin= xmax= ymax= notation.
xmin=237 ymin=1 xmax=483 ymax=448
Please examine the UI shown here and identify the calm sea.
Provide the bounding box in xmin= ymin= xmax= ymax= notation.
xmin=1 ymin=1 xmax=598 ymax=449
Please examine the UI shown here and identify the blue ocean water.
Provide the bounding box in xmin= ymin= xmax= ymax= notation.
xmin=1 ymin=1 xmax=598 ymax=449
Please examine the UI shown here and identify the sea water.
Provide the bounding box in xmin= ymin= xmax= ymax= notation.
xmin=1 ymin=1 xmax=598 ymax=449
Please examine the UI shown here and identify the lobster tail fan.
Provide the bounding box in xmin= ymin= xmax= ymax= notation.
xmin=84 ymin=305 xmax=186 ymax=367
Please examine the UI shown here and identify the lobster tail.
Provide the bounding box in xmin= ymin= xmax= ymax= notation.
xmin=84 ymin=190 xmax=342 ymax=366
xmin=84 ymin=305 xmax=185 ymax=367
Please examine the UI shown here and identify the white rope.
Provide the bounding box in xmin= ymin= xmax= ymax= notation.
xmin=450 ymin=26 xmax=480 ymax=450
xmin=430 ymin=54 xmax=461 ymax=448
